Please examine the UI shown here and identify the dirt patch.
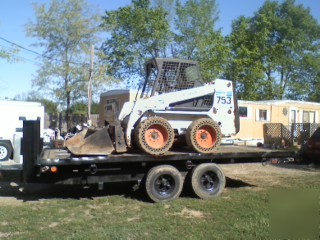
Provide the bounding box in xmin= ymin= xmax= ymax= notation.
xmin=0 ymin=232 xmax=21 ymax=239
xmin=0 ymin=197 xmax=24 ymax=206
xmin=170 ymin=207 xmax=205 ymax=219
xmin=127 ymin=216 xmax=140 ymax=222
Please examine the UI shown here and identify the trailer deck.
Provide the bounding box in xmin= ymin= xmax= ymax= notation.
xmin=38 ymin=145 xmax=296 ymax=166
xmin=0 ymin=145 xmax=296 ymax=171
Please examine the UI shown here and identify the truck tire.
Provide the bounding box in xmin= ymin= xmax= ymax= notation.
xmin=190 ymin=163 xmax=225 ymax=199
xmin=145 ymin=165 xmax=183 ymax=202
xmin=0 ymin=141 xmax=12 ymax=161
xmin=186 ymin=118 xmax=221 ymax=153
xmin=135 ymin=117 xmax=174 ymax=155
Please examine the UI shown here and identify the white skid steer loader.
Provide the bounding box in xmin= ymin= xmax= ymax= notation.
xmin=66 ymin=58 xmax=239 ymax=156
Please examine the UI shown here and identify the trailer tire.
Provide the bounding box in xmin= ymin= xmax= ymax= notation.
xmin=186 ymin=118 xmax=221 ymax=153
xmin=191 ymin=163 xmax=225 ymax=199
xmin=145 ymin=165 xmax=183 ymax=202
xmin=0 ymin=141 xmax=12 ymax=161
xmin=135 ymin=117 xmax=174 ymax=155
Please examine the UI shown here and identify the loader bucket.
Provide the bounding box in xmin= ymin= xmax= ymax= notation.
xmin=65 ymin=127 xmax=115 ymax=156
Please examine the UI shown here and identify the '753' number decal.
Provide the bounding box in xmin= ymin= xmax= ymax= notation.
xmin=216 ymin=96 xmax=232 ymax=104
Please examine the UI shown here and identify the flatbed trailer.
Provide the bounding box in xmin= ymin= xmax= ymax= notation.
xmin=0 ymin=121 xmax=296 ymax=202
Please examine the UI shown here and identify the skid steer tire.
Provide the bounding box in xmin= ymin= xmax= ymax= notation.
xmin=145 ymin=165 xmax=183 ymax=202
xmin=191 ymin=163 xmax=225 ymax=199
xmin=134 ymin=117 xmax=174 ymax=155
xmin=186 ymin=118 xmax=221 ymax=153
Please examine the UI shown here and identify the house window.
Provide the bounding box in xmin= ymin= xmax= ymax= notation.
xmin=259 ymin=110 xmax=267 ymax=121
xmin=303 ymin=111 xmax=315 ymax=123
xmin=239 ymin=106 xmax=248 ymax=118
xmin=256 ymin=109 xmax=270 ymax=122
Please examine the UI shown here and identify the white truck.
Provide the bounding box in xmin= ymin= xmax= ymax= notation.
xmin=0 ymin=100 xmax=44 ymax=161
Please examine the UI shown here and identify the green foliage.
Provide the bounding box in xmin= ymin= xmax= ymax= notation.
xmin=71 ymin=101 xmax=99 ymax=115
xmin=197 ymin=30 xmax=230 ymax=81
xmin=101 ymin=0 xmax=228 ymax=86
xmin=228 ymin=0 xmax=320 ymax=100
xmin=173 ymin=0 xmax=219 ymax=59
xmin=0 ymin=45 xmax=20 ymax=62
xmin=101 ymin=0 xmax=171 ymax=86
xmin=304 ymin=53 xmax=320 ymax=102
xmin=174 ymin=0 xmax=228 ymax=81
xmin=26 ymin=0 xmax=113 ymax=128
xmin=0 ymin=48 xmax=11 ymax=61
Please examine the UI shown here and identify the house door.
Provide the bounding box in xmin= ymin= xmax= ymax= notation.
xmin=290 ymin=110 xmax=297 ymax=124
xmin=291 ymin=110 xmax=297 ymax=139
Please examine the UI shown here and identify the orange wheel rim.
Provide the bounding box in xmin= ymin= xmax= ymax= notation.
xmin=195 ymin=126 xmax=217 ymax=149
xmin=145 ymin=124 xmax=169 ymax=149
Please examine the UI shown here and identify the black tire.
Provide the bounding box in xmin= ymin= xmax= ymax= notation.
xmin=186 ymin=118 xmax=221 ymax=153
xmin=134 ymin=117 xmax=174 ymax=155
xmin=191 ymin=163 xmax=225 ymax=199
xmin=145 ymin=165 xmax=183 ymax=202
xmin=0 ymin=141 xmax=12 ymax=161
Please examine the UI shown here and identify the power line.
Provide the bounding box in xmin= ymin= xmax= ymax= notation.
xmin=0 ymin=36 xmax=86 ymax=66
xmin=0 ymin=36 xmax=43 ymax=57
xmin=0 ymin=44 xmax=44 ymax=64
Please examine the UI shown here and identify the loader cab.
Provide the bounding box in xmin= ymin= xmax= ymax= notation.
xmin=140 ymin=58 xmax=204 ymax=99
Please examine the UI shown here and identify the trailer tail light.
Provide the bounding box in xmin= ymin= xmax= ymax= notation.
xmin=51 ymin=166 xmax=58 ymax=173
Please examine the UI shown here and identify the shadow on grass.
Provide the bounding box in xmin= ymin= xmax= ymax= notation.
xmin=225 ymin=177 xmax=256 ymax=188
xmin=0 ymin=176 xmax=258 ymax=203
xmin=266 ymin=162 xmax=320 ymax=171
xmin=0 ymin=181 xmax=148 ymax=202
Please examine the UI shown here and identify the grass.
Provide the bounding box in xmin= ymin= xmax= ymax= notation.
xmin=0 ymin=166 xmax=319 ymax=240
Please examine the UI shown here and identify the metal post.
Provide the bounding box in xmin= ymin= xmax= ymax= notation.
xmin=88 ymin=45 xmax=94 ymax=126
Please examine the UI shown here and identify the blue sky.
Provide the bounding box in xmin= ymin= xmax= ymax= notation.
xmin=0 ymin=0 xmax=319 ymax=99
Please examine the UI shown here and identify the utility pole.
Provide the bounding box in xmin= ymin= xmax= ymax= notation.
xmin=88 ymin=45 xmax=94 ymax=126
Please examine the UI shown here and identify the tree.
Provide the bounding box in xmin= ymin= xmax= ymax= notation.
xmin=26 ymin=0 xmax=112 ymax=129
xmin=226 ymin=17 xmax=265 ymax=100
xmin=173 ymin=0 xmax=229 ymax=81
xmin=0 ymin=36 xmax=20 ymax=62
xmin=101 ymin=0 xmax=171 ymax=87
xmin=101 ymin=0 xmax=228 ymax=85
xmin=70 ymin=101 xmax=99 ymax=115
xmin=0 ymin=48 xmax=16 ymax=62
xmin=173 ymin=0 xmax=219 ymax=59
xmin=303 ymin=52 xmax=320 ymax=102
xmin=228 ymin=0 xmax=320 ymax=100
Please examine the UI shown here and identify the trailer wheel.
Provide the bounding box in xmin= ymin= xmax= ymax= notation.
xmin=191 ymin=163 xmax=225 ymax=199
xmin=135 ymin=117 xmax=174 ymax=155
xmin=0 ymin=141 xmax=12 ymax=161
xmin=186 ymin=118 xmax=221 ymax=153
xmin=145 ymin=165 xmax=183 ymax=202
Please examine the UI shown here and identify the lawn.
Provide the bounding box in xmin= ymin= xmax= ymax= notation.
xmin=0 ymin=163 xmax=319 ymax=240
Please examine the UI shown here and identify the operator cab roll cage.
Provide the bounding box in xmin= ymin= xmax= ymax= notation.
xmin=140 ymin=58 xmax=205 ymax=99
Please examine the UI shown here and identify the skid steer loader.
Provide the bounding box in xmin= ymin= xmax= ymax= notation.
xmin=65 ymin=58 xmax=239 ymax=156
